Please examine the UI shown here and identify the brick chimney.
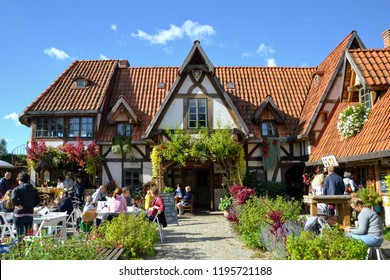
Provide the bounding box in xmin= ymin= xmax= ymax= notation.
xmin=381 ymin=28 xmax=390 ymax=48
xmin=118 ymin=60 xmax=130 ymax=68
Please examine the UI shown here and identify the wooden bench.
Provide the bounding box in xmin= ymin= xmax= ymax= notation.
xmin=95 ymin=247 xmax=125 ymax=260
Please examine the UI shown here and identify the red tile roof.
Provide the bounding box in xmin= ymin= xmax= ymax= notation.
xmin=98 ymin=66 xmax=314 ymax=142
xmin=21 ymin=60 xmax=118 ymax=114
xmin=308 ymin=88 xmax=390 ymax=164
xmin=296 ymin=31 xmax=360 ymax=137
xmin=348 ymin=49 xmax=390 ymax=86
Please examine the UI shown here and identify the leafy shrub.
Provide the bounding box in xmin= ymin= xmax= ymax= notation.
xmin=236 ymin=196 xmax=301 ymax=249
xmin=243 ymin=175 xmax=287 ymax=198
xmin=260 ymin=221 xmax=303 ymax=260
xmin=286 ymin=227 xmax=367 ymax=260
xmin=163 ymin=186 xmax=174 ymax=193
xmin=4 ymin=233 xmax=100 ymax=260
xmin=91 ymin=213 xmax=159 ymax=259
xmin=218 ymin=196 xmax=233 ymax=211
xmin=229 ymin=184 xmax=256 ymax=205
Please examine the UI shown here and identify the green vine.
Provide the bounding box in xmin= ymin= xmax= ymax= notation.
xmin=112 ymin=135 xmax=132 ymax=154
xmin=150 ymin=124 xmax=246 ymax=186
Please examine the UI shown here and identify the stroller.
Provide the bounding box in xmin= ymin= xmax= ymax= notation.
xmin=304 ymin=216 xmax=330 ymax=235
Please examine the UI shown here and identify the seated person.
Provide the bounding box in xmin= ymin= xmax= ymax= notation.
xmin=346 ymin=197 xmax=384 ymax=247
xmin=174 ymin=183 xmax=183 ymax=198
xmin=146 ymin=186 xmax=167 ymax=227
xmin=122 ymin=186 xmax=138 ymax=207
xmin=0 ymin=189 xmax=14 ymax=212
xmin=92 ymin=185 xmax=107 ymax=202
xmin=83 ymin=195 xmax=96 ymax=212
xmin=55 ymin=190 xmax=73 ymax=215
xmin=0 ymin=189 xmax=14 ymax=224
xmin=177 ymin=185 xmax=192 ymax=216
xmin=107 ymin=187 xmax=127 ymax=213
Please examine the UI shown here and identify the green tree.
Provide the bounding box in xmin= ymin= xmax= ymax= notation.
xmin=0 ymin=138 xmax=7 ymax=159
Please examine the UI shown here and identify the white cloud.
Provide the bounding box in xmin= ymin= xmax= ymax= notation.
xmin=3 ymin=112 xmax=22 ymax=126
xmin=256 ymin=43 xmax=275 ymax=57
xmin=99 ymin=54 xmax=109 ymax=60
xmin=111 ymin=24 xmax=118 ymax=31
xmin=267 ymin=58 xmax=277 ymax=67
xmin=43 ymin=47 xmax=70 ymax=60
xmin=132 ymin=20 xmax=215 ymax=45
xmin=242 ymin=43 xmax=277 ymax=66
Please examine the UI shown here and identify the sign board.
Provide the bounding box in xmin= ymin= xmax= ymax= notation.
xmin=380 ymin=173 xmax=388 ymax=193
xmin=159 ymin=193 xmax=178 ymax=225
xmin=321 ymin=155 xmax=339 ymax=167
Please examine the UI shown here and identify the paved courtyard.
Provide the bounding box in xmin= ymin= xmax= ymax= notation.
xmin=146 ymin=211 xmax=390 ymax=260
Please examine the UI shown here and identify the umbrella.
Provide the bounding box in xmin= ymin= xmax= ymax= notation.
xmin=0 ymin=160 xmax=14 ymax=168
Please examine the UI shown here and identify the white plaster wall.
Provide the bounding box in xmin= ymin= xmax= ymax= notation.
xmin=191 ymin=86 xmax=204 ymax=94
xmin=202 ymin=76 xmax=216 ymax=94
xmin=213 ymin=98 xmax=236 ymax=129
xmin=178 ymin=75 xmax=192 ymax=94
xmin=142 ymin=162 xmax=153 ymax=183
xmin=159 ymin=99 xmax=183 ymax=129
xmin=44 ymin=141 xmax=64 ymax=148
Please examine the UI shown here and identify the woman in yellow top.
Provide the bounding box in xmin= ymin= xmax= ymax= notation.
xmin=144 ymin=189 xmax=152 ymax=210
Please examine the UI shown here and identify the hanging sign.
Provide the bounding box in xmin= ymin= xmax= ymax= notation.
xmin=321 ymin=155 xmax=339 ymax=167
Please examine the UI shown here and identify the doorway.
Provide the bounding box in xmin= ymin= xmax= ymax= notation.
xmin=185 ymin=169 xmax=211 ymax=209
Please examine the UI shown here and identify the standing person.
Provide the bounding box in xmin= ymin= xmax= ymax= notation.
xmin=343 ymin=172 xmax=359 ymax=194
xmin=346 ymin=197 xmax=383 ymax=247
xmin=63 ymin=174 xmax=75 ymax=192
xmin=92 ymin=185 xmax=107 ymax=202
xmin=107 ymin=187 xmax=127 ymax=213
xmin=310 ymin=173 xmax=327 ymax=214
xmin=11 ymin=171 xmax=41 ymax=238
xmin=73 ymin=176 xmax=85 ymax=204
xmin=0 ymin=172 xmax=11 ymax=197
xmin=55 ymin=190 xmax=73 ymax=215
xmin=177 ymin=186 xmax=192 ymax=216
xmin=323 ymin=166 xmax=345 ymax=216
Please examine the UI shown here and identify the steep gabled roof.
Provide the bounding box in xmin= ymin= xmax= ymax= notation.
xmin=98 ymin=66 xmax=314 ymax=142
xmin=251 ymin=95 xmax=285 ymax=123
xmin=19 ymin=60 xmax=118 ymax=125
xmin=347 ymin=49 xmax=390 ymax=87
xmin=295 ymin=31 xmax=365 ymax=138
xmin=308 ymin=87 xmax=390 ymax=165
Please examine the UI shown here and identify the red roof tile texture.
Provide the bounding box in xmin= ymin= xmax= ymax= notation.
xmin=98 ymin=66 xmax=314 ymax=142
xmin=296 ymin=32 xmax=357 ymax=137
xmin=349 ymin=49 xmax=390 ymax=86
xmin=309 ymin=88 xmax=390 ymax=163
xmin=22 ymin=60 xmax=118 ymax=113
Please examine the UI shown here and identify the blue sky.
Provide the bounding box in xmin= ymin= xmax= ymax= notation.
xmin=0 ymin=0 xmax=389 ymax=153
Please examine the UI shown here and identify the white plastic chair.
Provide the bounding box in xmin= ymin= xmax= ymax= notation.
xmin=66 ymin=208 xmax=82 ymax=236
xmin=152 ymin=211 xmax=164 ymax=242
xmin=0 ymin=212 xmax=16 ymax=239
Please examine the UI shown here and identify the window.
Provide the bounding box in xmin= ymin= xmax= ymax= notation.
xmin=35 ymin=118 xmax=64 ymax=138
xmin=261 ymin=121 xmax=277 ymax=137
xmin=124 ymin=169 xmax=141 ymax=188
xmin=360 ymin=88 xmax=372 ymax=109
xmin=75 ymin=79 xmax=88 ymax=88
xmin=188 ymin=98 xmax=207 ymax=128
xmin=68 ymin=117 xmax=93 ymax=137
xmin=117 ymin=123 xmax=131 ymax=137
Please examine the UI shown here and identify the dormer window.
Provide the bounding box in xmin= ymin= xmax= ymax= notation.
xmin=73 ymin=77 xmax=90 ymax=89
xmin=117 ymin=123 xmax=131 ymax=137
xmin=261 ymin=121 xmax=278 ymax=137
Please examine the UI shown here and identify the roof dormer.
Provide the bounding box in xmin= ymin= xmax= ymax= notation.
xmin=107 ymin=96 xmax=139 ymax=125
xmin=73 ymin=76 xmax=92 ymax=89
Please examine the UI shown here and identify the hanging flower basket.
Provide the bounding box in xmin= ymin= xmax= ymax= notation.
xmin=336 ymin=103 xmax=370 ymax=140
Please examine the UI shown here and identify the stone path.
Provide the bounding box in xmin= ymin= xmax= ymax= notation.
xmin=146 ymin=211 xmax=264 ymax=260
xmin=146 ymin=210 xmax=390 ymax=260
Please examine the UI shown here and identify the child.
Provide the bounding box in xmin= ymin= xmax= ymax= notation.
xmin=174 ymin=184 xmax=183 ymax=198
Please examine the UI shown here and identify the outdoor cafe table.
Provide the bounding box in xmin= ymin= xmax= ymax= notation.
xmin=33 ymin=211 xmax=67 ymax=241
xmin=96 ymin=206 xmax=141 ymax=220
xmin=303 ymin=195 xmax=352 ymax=226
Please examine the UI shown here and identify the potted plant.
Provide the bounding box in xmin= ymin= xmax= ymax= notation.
xmin=356 ymin=186 xmax=381 ymax=212
xmin=218 ymin=196 xmax=233 ymax=217
xmin=163 ymin=186 xmax=174 ymax=194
